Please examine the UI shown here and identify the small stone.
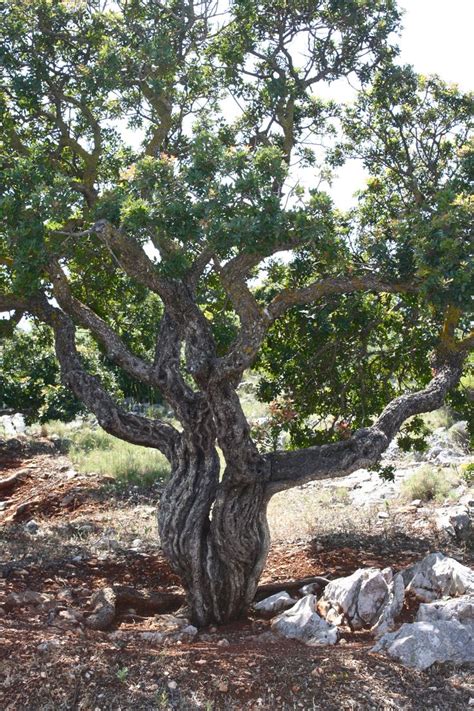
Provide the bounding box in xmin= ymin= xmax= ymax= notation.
xmin=410 ymin=499 xmax=422 ymax=507
xmin=338 ymin=638 xmax=348 ymax=645
xmin=216 ymin=680 xmax=229 ymax=693
xmin=0 ymin=501 xmax=8 ymax=511
xmin=25 ymin=519 xmax=40 ymax=534
xmin=254 ymin=591 xmax=295 ymax=617
xmin=377 ymin=511 xmax=389 ymax=519
xmin=468 ymin=698 xmax=474 ymax=706
xmin=167 ymin=681 xmax=177 ymax=691
xmin=217 ymin=638 xmax=230 ymax=647
xmin=37 ymin=639 xmax=61 ymax=653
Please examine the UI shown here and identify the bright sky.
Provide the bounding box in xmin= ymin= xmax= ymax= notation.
xmin=326 ymin=0 xmax=474 ymax=209
xmin=399 ymin=0 xmax=473 ymax=89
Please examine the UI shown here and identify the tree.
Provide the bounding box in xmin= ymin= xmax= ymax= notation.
xmin=1 ymin=0 xmax=472 ymax=626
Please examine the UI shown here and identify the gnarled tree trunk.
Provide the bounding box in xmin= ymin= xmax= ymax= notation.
xmin=158 ymin=433 xmax=270 ymax=626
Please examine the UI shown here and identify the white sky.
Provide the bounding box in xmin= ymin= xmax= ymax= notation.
xmin=326 ymin=0 xmax=474 ymax=209
xmin=399 ymin=0 xmax=473 ymax=89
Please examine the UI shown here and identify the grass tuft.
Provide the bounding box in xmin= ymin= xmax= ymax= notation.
xmin=401 ymin=465 xmax=461 ymax=503
xmin=43 ymin=421 xmax=170 ymax=486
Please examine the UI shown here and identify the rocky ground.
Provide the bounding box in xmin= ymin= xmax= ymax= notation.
xmin=0 ymin=429 xmax=473 ymax=710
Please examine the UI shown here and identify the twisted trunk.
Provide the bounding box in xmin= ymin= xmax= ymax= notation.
xmin=158 ymin=434 xmax=270 ymax=626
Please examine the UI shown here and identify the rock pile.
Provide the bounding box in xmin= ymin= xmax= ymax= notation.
xmin=254 ymin=551 xmax=474 ymax=670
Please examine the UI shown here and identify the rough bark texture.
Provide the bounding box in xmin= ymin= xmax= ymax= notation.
xmin=158 ymin=429 xmax=270 ymax=626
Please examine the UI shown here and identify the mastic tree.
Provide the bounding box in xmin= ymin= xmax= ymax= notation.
xmin=1 ymin=0 xmax=472 ymax=625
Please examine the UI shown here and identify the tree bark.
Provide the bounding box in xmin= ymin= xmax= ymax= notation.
xmin=158 ymin=431 xmax=270 ymax=627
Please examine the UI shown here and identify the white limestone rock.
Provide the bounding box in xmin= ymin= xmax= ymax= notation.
xmin=372 ymin=620 xmax=474 ymax=670
xmin=253 ymin=591 xmax=295 ymax=617
xmin=320 ymin=567 xmax=404 ymax=634
xmin=403 ymin=552 xmax=474 ymax=601
xmin=271 ymin=595 xmax=338 ymax=646
xmin=416 ymin=596 xmax=474 ymax=624
xmin=435 ymin=507 xmax=471 ymax=542
xmin=371 ymin=572 xmax=405 ymax=638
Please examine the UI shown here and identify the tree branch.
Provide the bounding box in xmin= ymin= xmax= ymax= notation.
xmin=92 ymin=220 xmax=217 ymax=382
xmin=16 ymin=294 xmax=180 ymax=461
xmin=266 ymin=359 xmax=464 ymax=495
xmin=267 ymin=275 xmax=419 ymax=321
xmin=48 ymin=259 xmax=158 ymax=386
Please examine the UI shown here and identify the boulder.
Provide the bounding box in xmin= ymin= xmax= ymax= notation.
xmin=271 ymin=595 xmax=338 ymax=646
xmin=416 ymin=596 xmax=474 ymax=624
xmin=403 ymin=552 xmax=474 ymax=601
xmin=371 ymin=573 xmax=405 ymax=638
xmin=253 ymin=591 xmax=295 ymax=617
xmin=372 ymin=620 xmax=474 ymax=670
xmin=435 ymin=507 xmax=471 ymax=542
xmin=320 ymin=567 xmax=404 ymax=633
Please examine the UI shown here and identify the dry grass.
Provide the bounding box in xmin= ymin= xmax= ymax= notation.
xmin=400 ymin=465 xmax=462 ymax=503
xmin=41 ymin=421 xmax=170 ymax=486
xmin=267 ymin=484 xmax=382 ymax=541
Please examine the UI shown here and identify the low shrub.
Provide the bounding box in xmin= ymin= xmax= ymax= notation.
xmin=461 ymin=462 xmax=474 ymax=486
xmin=401 ymin=465 xmax=460 ymax=503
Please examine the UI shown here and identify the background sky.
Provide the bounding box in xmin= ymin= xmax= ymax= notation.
xmin=324 ymin=0 xmax=473 ymax=208
xmin=399 ymin=0 xmax=473 ymax=89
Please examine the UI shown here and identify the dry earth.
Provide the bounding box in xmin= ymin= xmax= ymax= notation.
xmin=0 ymin=438 xmax=473 ymax=710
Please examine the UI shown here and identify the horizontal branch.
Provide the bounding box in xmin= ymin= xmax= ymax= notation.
xmin=267 ymin=275 xmax=418 ymax=321
xmin=216 ymin=273 xmax=417 ymax=381
xmin=265 ymin=359 xmax=464 ymax=495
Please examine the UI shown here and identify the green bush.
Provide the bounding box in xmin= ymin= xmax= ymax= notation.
xmin=401 ymin=466 xmax=460 ymax=503
xmin=462 ymin=462 xmax=474 ymax=486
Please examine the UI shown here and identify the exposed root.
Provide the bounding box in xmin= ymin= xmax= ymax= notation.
xmin=85 ymin=577 xmax=330 ymax=630
xmin=254 ymin=575 xmax=330 ymax=600
xmin=0 ymin=470 xmax=29 ymax=493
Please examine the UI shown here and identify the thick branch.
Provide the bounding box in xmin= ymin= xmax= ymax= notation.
xmin=93 ymin=220 xmax=216 ymax=381
xmin=48 ymin=259 xmax=158 ymax=386
xmin=266 ymin=359 xmax=464 ymax=495
xmin=28 ymin=296 xmax=180 ymax=462
xmin=268 ymin=275 xmax=418 ymax=321
xmin=214 ymin=256 xmax=263 ymax=328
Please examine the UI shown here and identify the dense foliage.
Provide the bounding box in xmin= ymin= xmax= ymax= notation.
xmin=1 ymin=0 xmax=472 ymax=442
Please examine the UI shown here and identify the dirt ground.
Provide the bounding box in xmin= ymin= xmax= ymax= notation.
xmin=1 ymin=439 xmax=473 ymax=710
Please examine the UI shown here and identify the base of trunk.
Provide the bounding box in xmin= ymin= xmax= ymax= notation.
xmin=159 ymin=451 xmax=270 ymax=625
